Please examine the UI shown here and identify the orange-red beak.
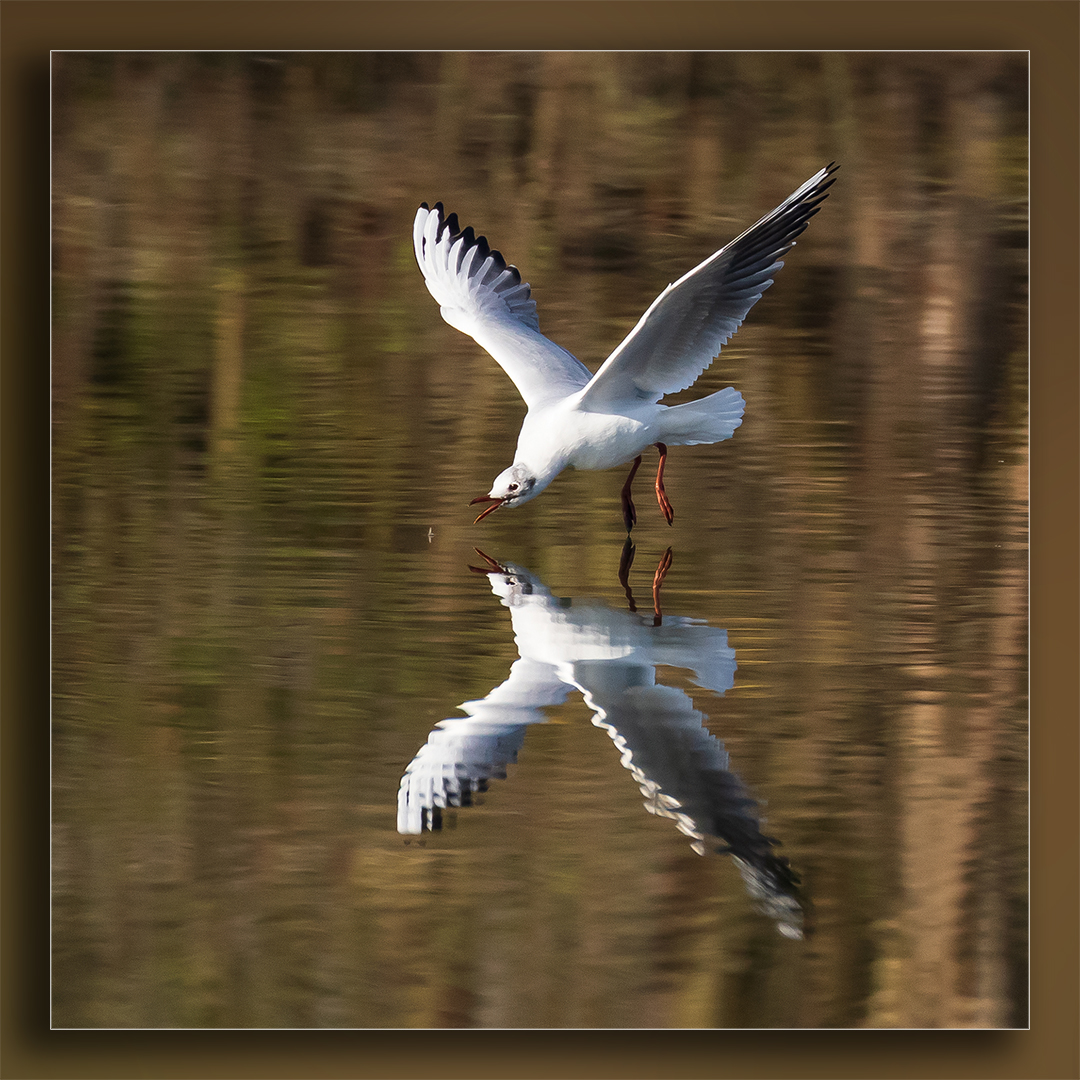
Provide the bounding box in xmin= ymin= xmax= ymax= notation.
xmin=469 ymin=494 xmax=504 ymax=523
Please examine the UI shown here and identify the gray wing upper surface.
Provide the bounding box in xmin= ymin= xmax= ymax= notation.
xmin=579 ymin=163 xmax=838 ymax=410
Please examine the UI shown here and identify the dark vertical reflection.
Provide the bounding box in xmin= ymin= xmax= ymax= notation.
xmin=52 ymin=51 xmax=1026 ymax=1029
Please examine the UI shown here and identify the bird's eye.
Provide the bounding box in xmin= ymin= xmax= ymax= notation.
xmin=508 ymin=483 xmax=518 ymax=492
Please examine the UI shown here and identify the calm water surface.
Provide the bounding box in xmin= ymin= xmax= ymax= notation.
xmin=52 ymin=51 xmax=1027 ymax=1029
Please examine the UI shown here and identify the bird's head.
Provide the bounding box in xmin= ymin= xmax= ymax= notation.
xmin=470 ymin=463 xmax=542 ymax=522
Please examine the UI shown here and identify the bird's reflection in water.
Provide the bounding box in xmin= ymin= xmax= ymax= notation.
xmin=397 ymin=544 xmax=804 ymax=939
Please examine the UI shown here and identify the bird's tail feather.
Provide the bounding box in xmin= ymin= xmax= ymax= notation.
xmin=663 ymin=387 xmax=745 ymax=445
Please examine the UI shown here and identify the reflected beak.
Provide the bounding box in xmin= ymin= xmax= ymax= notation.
xmin=468 ymin=548 xmax=504 ymax=574
xmin=469 ymin=494 xmax=504 ymax=523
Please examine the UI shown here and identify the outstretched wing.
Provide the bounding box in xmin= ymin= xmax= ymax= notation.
xmin=413 ymin=203 xmax=593 ymax=409
xmin=578 ymin=163 xmax=838 ymax=410
xmin=396 ymin=657 xmax=570 ymax=835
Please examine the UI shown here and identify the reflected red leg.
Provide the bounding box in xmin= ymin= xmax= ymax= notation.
xmin=651 ymin=546 xmax=673 ymax=625
xmin=621 ymin=455 xmax=642 ymax=533
xmin=654 ymin=442 xmax=673 ymax=525
xmin=618 ymin=537 xmax=637 ymax=612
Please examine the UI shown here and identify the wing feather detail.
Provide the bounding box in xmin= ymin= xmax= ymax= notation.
xmin=414 ymin=203 xmax=593 ymax=409
xmin=579 ymin=163 xmax=838 ymax=409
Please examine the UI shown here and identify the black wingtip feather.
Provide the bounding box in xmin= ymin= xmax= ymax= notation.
xmin=420 ymin=202 xmax=534 ymax=321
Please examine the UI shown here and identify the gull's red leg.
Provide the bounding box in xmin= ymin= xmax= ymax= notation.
xmin=621 ymin=455 xmax=642 ymax=533
xmin=654 ymin=442 xmax=674 ymax=525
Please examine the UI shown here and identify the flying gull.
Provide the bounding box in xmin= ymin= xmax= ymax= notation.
xmin=414 ymin=164 xmax=837 ymax=529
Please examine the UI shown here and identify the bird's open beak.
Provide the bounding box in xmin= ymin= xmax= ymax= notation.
xmin=469 ymin=494 xmax=504 ymax=523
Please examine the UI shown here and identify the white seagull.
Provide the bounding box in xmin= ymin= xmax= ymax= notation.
xmin=414 ymin=163 xmax=837 ymax=529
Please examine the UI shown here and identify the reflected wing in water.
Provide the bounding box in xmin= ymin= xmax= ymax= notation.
xmin=582 ymin=677 xmax=803 ymax=939
xmin=396 ymin=657 xmax=570 ymax=834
